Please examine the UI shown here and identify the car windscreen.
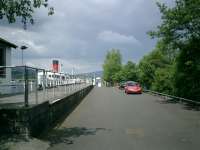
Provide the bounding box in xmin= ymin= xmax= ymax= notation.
xmin=127 ymin=82 xmax=137 ymax=86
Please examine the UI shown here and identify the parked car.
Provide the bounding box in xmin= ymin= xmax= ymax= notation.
xmin=124 ymin=81 xmax=142 ymax=94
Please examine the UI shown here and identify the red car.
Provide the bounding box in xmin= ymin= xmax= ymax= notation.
xmin=125 ymin=82 xmax=142 ymax=94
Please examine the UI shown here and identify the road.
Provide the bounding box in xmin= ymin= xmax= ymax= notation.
xmin=1 ymin=87 xmax=200 ymax=150
xmin=39 ymin=87 xmax=200 ymax=150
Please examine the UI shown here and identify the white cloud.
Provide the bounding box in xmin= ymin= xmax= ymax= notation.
xmin=0 ymin=0 xmax=174 ymax=72
xmin=0 ymin=26 xmax=47 ymax=55
xmin=20 ymin=40 xmax=47 ymax=54
xmin=98 ymin=30 xmax=141 ymax=45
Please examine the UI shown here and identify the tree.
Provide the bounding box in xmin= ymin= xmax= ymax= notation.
xmin=149 ymin=0 xmax=200 ymax=48
xmin=112 ymin=61 xmax=138 ymax=83
xmin=149 ymin=0 xmax=200 ymax=100
xmin=112 ymin=70 xmax=125 ymax=83
xmin=138 ymin=58 xmax=155 ymax=89
xmin=122 ymin=61 xmax=138 ymax=81
xmin=0 ymin=0 xmax=54 ymax=28
xmin=138 ymin=45 xmax=171 ymax=89
xmin=103 ymin=49 xmax=122 ymax=85
xmin=151 ymin=66 xmax=175 ymax=95
xmin=174 ymin=39 xmax=200 ymax=100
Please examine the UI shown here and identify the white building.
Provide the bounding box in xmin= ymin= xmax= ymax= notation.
xmin=0 ymin=37 xmax=17 ymax=94
xmin=0 ymin=37 xmax=17 ymax=83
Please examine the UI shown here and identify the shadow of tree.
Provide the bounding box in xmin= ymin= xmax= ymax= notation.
xmin=39 ymin=127 xmax=109 ymax=146
xmin=0 ymin=102 xmax=24 ymax=109
xmin=181 ymin=103 xmax=200 ymax=111
xmin=0 ymin=134 xmax=29 ymax=150
xmin=155 ymin=98 xmax=200 ymax=111
xmin=155 ymin=98 xmax=178 ymax=104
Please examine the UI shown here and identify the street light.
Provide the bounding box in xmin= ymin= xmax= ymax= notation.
xmin=20 ymin=45 xmax=28 ymax=65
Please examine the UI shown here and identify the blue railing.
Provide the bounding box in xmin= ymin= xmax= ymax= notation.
xmin=0 ymin=66 xmax=93 ymax=107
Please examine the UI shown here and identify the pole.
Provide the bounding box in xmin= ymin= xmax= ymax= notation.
xmin=43 ymin=70 xmax=46 ymax=101
xmin=35 ymin=69 xmax=38 ymax=104
xmin=20 ymin=45 xmax=28 ymax=66
xmin=24 ymin=66 xmax=29 ymax=107
xmin=22 ymin=50 xmax=24 ymax=65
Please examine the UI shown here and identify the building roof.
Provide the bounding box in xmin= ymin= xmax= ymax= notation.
xmin=0 ymin=37 xmax=17 ymax=48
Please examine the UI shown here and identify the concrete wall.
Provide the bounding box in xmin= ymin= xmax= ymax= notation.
xmin=0 ymin=85 xmax=93 ymax=136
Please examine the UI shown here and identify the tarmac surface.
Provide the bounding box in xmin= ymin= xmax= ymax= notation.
xmin=1 ymin=87 xmax=200 ymax=150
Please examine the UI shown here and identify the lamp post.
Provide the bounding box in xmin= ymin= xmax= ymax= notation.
xmin=20 ymin=45 xmax=28 ymax=65
xmin=60 ymin=63 xmax=63 ymax=73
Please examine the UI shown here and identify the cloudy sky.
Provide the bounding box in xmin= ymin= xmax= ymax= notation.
xmin=0 ymin=0 xmax=174 ymax=73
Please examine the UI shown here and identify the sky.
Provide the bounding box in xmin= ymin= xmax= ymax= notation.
xmin=0 ymin=0 xmax=174 ymax=74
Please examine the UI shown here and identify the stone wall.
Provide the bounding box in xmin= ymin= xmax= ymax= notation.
xmin=0 ymin=85 xmax=93 ymax=136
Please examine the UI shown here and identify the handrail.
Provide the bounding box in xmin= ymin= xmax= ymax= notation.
xmin=0 ymin=65 xmax=45 ymax=71
xmin=144 ymin=89 xmax=200 ymax=105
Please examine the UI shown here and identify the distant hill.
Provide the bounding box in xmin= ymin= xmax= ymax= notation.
xmin=76 ymin=71 xmax=103 ymax=78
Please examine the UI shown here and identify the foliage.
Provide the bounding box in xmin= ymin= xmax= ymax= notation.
xmin=148 ymin=0 xmax=200 ymax=100
xmin=149 ymin=0 xmax=200 ymax=48
xmin=0 ymin=0 xmax=54 ymax=28
xmin=102 ymin=50 xmax=139 ymax=85
xmin=112 ymin=70 xmax=125 ymax=83
xmin=138 ymin=44 xmax=171 ymax=89
xmin=122 ymin=61 xmax=138 ymax=81
xmin=103 ymin=49 xmax=122 ymax=85
xmin=113 ymin=61 xmax=138 ymax=83
xmin=174 ymin=39 xmax=200 ymax=100
xmin=151 ymin=65 xmax=175 ymax=95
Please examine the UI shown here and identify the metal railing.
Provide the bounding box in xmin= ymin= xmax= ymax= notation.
xmin=144 ymin=89 xmax=200 ymax=105
xmin=0 ymin=66 xmax=93 ymax=107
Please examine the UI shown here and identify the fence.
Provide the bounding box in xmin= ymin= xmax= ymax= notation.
xmin=144 ymin=89 xmax=200 ymax=105
xmin=0 ymin=66 xmax=93 ymax=107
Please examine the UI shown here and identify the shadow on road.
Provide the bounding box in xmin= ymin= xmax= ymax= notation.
xmin=155 ymin=98 xmax=200 ymax=111
xmin=39 ymin=127 xmax=108 ymax=146
xmin=181 ymin=103 xmax=200 ymax=111
xmin=155 ymin=98 xmax=179 ymax=104
xmin=0 ymin=102 xmax=24 ymax=109
xmin=0 ymin=135 xmax=29 ymax=150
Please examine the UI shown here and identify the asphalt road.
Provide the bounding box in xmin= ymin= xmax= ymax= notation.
xmin=40 ymin=87 xmax=200 ymax=150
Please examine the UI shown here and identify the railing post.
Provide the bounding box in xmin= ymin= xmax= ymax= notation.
xmin=53 ymin=72 xmax=55 ymax=100
xmin=35 ymin=69 xmax=38 ymax=104
xmin=65 ymin=83 xmax=67 ymax=94
xmin=24 ymin=66 xmax=29 ymax=107
xmin=43 ymin=70 xmax=46 ymax=101
xmin=68 ymin=84 xmax=70 ymax=94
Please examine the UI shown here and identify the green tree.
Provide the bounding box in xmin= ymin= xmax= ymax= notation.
xmin=138 ymin=59 xmax=155 ymax=89
xmin=149 ymin=0 xmax=200 ymax=100
xmin=112 ymin=70 xmax=125 ymax=83
xmin=0 ymin=0 xmax=54 ymax=27
xmin=103 ymin=49 xmax=122 ymax=85
xmin=149 ymin=0 xmax=200 ymax=47
xmin=151 ymin=65 xmax=175 ymax=95
xmin=175 ymin=40 xmax=200 ymax=100
xmin=112 ymin=61 xmax=138 ymax=83
xmin=122 ymin=61 xmax=138 ymax=81
xmin=138 ymin=46 xmax=170 ymax=89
